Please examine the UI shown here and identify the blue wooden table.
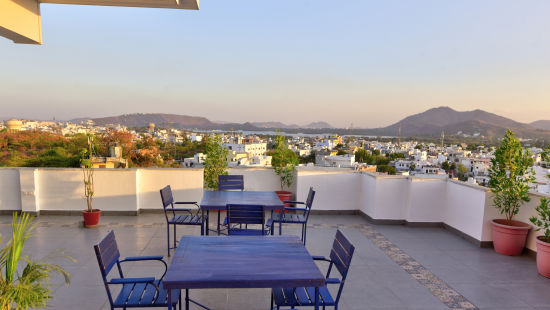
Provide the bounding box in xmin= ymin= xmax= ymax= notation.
xmin=200 ymin=190 xmax=285 ymax=235
xmin=163 ymin=235 xmax=326 ymax=310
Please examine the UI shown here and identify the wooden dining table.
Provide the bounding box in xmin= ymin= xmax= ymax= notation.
xmin=163 ymin=235 xmax=326 ymax=310
xmin=199 ymin=190 xmax=285 ymax=235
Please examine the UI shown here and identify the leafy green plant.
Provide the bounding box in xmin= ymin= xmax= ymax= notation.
xmin=488 ymin=130 xmax=536 ymax=222
xmin=203 ymin=135 xmax=228 ymax=190
xmin=271 ymin=135 xmax=299 ymax=190
xmin=0 ymin=213 xmax=73 ymax=310
xmin=530 ymin=198 xmax=550 ymax=243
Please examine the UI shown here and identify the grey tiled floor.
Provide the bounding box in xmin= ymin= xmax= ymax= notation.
xmin=1 ymin=214 xmax=549 ymax=310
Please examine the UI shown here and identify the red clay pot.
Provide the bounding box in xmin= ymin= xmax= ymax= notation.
xmin=83 ymin=209 xmax=101 ymax=228
xmin=491 ymin=219 xmax=531 ymax=256
xmin=535 ymin=236 xmax=550 ymax=278
xmin=275 ymin=191 xmax=292 ymax=213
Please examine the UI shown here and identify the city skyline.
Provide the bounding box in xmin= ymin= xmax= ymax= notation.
xmin=2 ymin=0 xmax=550 ymax=127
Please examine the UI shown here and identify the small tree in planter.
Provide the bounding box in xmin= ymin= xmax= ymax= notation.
xmin=0 ymin=213 xmax=73 ymax=309
xmin=81 ymin=135 xmax=100 ymax=228
xmin=271 ymin=134 xmax=299 ymax=206
xmin=530 ymin=197 xmax=550 ymax=277
xmin=203 ymin=135 xmax=228 ymax=190
xmin=488 ymin=129 xmax=535 ymax=255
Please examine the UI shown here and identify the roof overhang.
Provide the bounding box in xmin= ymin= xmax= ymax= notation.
xmin=0 ymin=0 xmax=199 ymax=45
xmin=40 ymin=0 xmax=199 ymax=9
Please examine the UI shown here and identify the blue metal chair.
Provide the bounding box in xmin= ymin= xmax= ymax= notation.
xmin=160 ymin=185 xmax=205 ymax=256
xmin=271 ymin=230 xmax=355 ymax=310
xmin=218 ymin=174 xmax=244 ymax=191
xmin=271 ymin=187 xmax=316 ymax=244
xmin=94 ymin=230 xmax=181 ymax=310
xmin=226 ymin=204 xmax=272 ymax=235
xmin=217 ymin=175 xmax=244 ymax=234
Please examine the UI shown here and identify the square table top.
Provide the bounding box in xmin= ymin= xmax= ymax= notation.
xmin=200 ymin=190 xmax=285 ymax=211
xmin=162 ymin=235 xmax=325 ymax=290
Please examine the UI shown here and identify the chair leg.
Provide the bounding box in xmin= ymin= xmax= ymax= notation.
xmin=303 ymin=224 xmax=307 ymax=245
xmin=167 ymin=224 xmax=171 ymax=257
xmin=271 ymin=292 xmax=274 ymax=310
xmin=179 ymin=291 xmax=182 ymax=310
xmin=173 ymin=225 xmax=177 ymax=249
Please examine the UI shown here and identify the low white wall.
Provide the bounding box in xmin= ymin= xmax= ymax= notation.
xmin=2 ymin=167 xmax=550 ymax=253
xmin=0 ymin=168 xmax=22 ymax=211
xmin=297 ymin=168 xmax=361 ymax=211
xmin=228 ymin=167 xmax=290 ymax=193
xmin=446 ymin=180 xmax=488 ymax=241
xmin=137 ymin=169 xmax=203 ymax=210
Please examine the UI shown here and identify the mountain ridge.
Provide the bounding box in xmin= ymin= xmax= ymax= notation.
xmin=69 ymin=107 xmax=550 ymax=139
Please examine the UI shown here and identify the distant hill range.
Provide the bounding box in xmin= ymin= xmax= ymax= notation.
xmin=71 ymin=107 xmax=550 ymax=139
xmin=71 ymin=114 xmax=333 ymax=131
xmin=251 ymin=121 xmax=333 ymax=129
xmin=367 ymin=106 xmax=550 ymax=139
xmin=531 ymin=120 xmax=550 ymax=131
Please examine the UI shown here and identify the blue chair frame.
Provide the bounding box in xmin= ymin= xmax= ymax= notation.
xmin=226 ymin=204 xmax=272 ymax=235
xmin=94 ymin=230 xmax=181 ymax=310
xmin=271 ymin=230 xmax=355 ymax=310
xmin=271 ymin=187 xmax=316 ymax=244
xmin=160 ymin=185 xmax=205 ymax=256
xmin=218 ymin=174 xmax=244 ymax=191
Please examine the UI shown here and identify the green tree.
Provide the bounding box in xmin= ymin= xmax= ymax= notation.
xmin=409 ymin=163 xmax=416 ymax=171
xmin=271 ymin=135 xmax=299 ymax=190
xmin=336 ymin=149 xmax=347 ymax=156
xmin=441 ymin=161 xmax=450 ymax=171
xmin=530 ymin=198 xmax=550 ymax=242
xmin=457 ymin=164 xmax=469 ymax=181
xmin=354 ymin=149 xmax=369 ymax=163
xmin=377 ymin=165 xmax=396 ymax=175
xmin=203 ymin=135 xmax=228 ymax=190
xmin=450 ymin=162 xmax=457 ymax=171
xmin=372 ymin=149 xmax=380 ymax=156
xmin=488 ymin=130 xmax=535 ymax=222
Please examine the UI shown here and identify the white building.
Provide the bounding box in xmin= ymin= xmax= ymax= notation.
xmin=224 ymin=143 xmax=267 ymax=157
xmin=316 ymin=154 xmax=355 ymax=168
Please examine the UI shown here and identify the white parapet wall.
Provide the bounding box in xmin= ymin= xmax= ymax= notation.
xmin=1 ymin=167 xmax=549 ymax=251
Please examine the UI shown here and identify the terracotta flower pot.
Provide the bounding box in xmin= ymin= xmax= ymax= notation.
xmin=491 ymin=219 xmax=531 ymax=256
xmin=275 ymin=191 xmax=292 ymax=213
xmin=83 ymin=209 xmax=101 ymax=228
xmin=535 ymin=236 xmax=550 ymax=278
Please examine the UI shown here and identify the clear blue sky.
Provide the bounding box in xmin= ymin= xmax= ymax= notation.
xmin=1 ymin=0 xmax=550 ymax=128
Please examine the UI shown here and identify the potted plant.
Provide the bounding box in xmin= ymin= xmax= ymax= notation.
xmin=488 ymin=130 xmax=535 ymax=255
xmin=82 ymin=135 xmax=100 ymax=228
xmin=530 ymin=197 xmax=550 ymax=277
xmin=271 ymin=134 xmax=299 ymax=208
xmin=0 ymin=213 xmax=72 ymax=309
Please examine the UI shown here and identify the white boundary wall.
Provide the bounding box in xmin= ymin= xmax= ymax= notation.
xmin=0 ymin=167 xmax=549 ymax=251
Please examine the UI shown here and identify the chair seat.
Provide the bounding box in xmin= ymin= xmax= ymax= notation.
xmin=168 ymin=214 xmax=203 ymax=225
xmin=113 ymin=280 xmax=180 ymax=307
xmin=272 ymin=286 xmax=335 ymax=307
xmin=272 ymin=213 xmax=306 ymax=224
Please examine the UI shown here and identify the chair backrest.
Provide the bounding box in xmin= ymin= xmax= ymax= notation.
xmin=218 ymin=175 xmax=244 ymax=191
xmin=94 ymin=230 xmax=121 ymax=278
xmin=160 ymin=185 xmax=174 ymax=208
xmin=303 ymin=187 xmax=316 ymax=218
xmin=226 ymin=204 xmax=265 ymax=233
xmin=329 ymin=230 xmax=355 ymax=304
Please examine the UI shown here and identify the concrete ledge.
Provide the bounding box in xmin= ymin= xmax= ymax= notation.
xmin=310 ymin=210 xmax=358 ymax=215
xmin=38 ymin=210 xmax=139 ymax=216
xmin=443 ymin=223 xmax=491 ymax=248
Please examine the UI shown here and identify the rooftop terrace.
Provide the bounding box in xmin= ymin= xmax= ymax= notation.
xmin=5 ymin=213 xmax=550 ymax=310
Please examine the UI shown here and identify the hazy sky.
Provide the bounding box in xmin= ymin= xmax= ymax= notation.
xmin=1 ymin=0 xmax=550 ymax=128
